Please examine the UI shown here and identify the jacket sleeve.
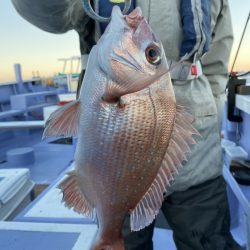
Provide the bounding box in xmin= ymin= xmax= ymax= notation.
xmin=11 ymin=0 xmax=95 ymax=54
xmin=201 ymin=0 xmax=234 ymax=97
xmin=11 ymin=0 xmax=80 ymax=33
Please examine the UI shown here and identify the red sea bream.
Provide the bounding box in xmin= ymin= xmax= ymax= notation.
xmin=44 ymin=6 xmax=198 ymax=250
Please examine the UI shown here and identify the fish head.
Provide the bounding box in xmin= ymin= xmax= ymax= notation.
xmin=97 ymin=6 xmax=169 ymax=101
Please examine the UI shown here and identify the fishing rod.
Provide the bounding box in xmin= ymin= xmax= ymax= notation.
xmin=226 ymin=10 xmax=250 ymax=124
xmin=230 ymin=10 xmax=250 ymax=74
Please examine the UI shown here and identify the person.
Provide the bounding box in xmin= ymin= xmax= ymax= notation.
xmin=11 ymin=0 xmax=241 ymax=249
xmin=121 ymin=1 xmax=241 ymax=249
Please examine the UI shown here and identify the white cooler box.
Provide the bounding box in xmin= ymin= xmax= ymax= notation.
xmin=0 ymin=168 xmax=34 ymax=220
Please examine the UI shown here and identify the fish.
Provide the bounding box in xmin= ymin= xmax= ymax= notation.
xmin=43 ymin=6 xmax=198 ymax=250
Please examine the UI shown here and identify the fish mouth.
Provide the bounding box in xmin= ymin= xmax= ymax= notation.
xmin=125 ymin=7 xmax=144 ymax=29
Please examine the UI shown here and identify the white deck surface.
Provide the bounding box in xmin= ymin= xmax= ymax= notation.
xmin=236 ymin=94 xmax=250 ymax=115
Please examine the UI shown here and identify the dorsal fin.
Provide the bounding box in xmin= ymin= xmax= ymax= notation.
xmin=58 ymin=170 xmax=95 ymax=219
xmin=130 ymin=105 xmax=199 ymax=231
xmin=43 ymin=100 xmax=80 ymax=138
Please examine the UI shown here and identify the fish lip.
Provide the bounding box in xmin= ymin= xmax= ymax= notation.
xmin=125 ymin=7 xmax=144 ymax=29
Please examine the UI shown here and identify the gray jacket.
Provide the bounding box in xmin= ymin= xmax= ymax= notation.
xmin=11 ymin=0 xmax=233 ymax=192
xmin=138 ymin=0 xmax=233 ymax=193
xmin=91 ymin=0 xmax=234 ymax=193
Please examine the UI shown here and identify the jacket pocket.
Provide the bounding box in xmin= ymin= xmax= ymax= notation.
xmin=173 ymin=76 xmax=217 ymax=118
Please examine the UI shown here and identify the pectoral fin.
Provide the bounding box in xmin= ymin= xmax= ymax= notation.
xmin=43 ymin=100 xmax=80 ymax=138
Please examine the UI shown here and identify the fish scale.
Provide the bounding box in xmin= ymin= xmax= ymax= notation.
xmin=97 ymin=100 xmax=155 ymax=196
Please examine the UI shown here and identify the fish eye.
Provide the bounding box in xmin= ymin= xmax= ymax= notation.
xmin=145 ymin=43 xmax=161 ymax=65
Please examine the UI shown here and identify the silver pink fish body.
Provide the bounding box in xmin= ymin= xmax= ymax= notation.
xmin=44 ymin=6 xmax=198 ymax=250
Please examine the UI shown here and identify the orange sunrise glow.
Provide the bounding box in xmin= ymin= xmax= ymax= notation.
xmin=0 ymin=0 xmax=249 ymax=83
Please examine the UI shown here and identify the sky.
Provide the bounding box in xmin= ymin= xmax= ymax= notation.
xmin=0 ymin=0 xmax=249 ymax=83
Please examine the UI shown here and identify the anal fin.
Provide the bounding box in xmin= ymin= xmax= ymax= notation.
xmin=58 ymin=170 xmax=95 ymax=219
